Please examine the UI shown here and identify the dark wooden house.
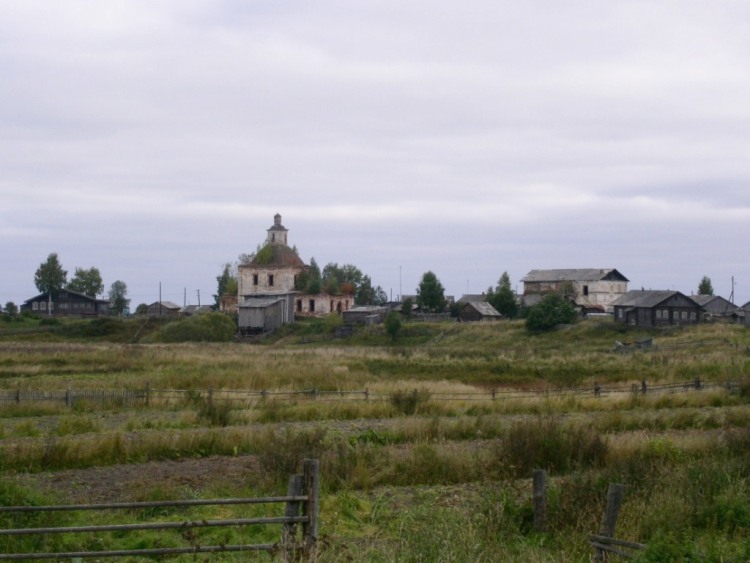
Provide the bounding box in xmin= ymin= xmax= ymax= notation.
xmin=612 ymin=290 xmax=703 ymax=327
xmin=691 ymin=295 xmax=738 ymax=320
xmin=21 ymin=290 xmax=110 ymax=317
xmin=145 ymin=301 xmax=181 ymax=317
xmin=458 ymin=301 xmax=502 ymax=322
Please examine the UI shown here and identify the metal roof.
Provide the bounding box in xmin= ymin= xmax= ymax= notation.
xmin=239 ymin=297 xmax=286 ymax=309
xmin=611 ymin=290 xmax=686 ymax=308
xmin=462 ymin=301 xmax=501 ymax=317
xmin=522 ymin=268 xmax=629 ymax=283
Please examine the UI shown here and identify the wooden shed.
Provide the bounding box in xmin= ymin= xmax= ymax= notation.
xmin=238 ymin=295 xmax=294 ymax=334
xmin=458 ymin=301 xmax=502 ymax=322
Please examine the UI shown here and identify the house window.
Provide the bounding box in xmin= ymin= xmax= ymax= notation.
xmin=583 ymin=285 xmax=589 ymax=296
xmin=40 ymin=302 xmax=46 ymax=311
xmin=618 ymin=308 xmax=623 ymax=318
xmin=60 ymin=303 xmax=68 ymax=309
xmin=309 ymin=299 xmax=315 ymax=312
xmin=268 ymin=274 xmax=274 ymax=287
xmin=663 ymin=309 xmax=669 ymax=319
xmin=32 ymin=302 xmax=39 ymax=311
xmin=656 ymin=310 xmax=661 ymax=320
xmin=253 ymin=274 xmax=259 ymax=286
xmin=690 ymin=312 xmax=696 ymax=321
xmin=681 ymin=311 xmax=687 ymax=320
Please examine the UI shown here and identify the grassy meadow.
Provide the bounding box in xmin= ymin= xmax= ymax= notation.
xmin=0 ymin=315 xmax=749 ymax=561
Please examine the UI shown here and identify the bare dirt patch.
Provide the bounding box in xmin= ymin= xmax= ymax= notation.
xmin=15 ymin=454 xmax=263 ymax=504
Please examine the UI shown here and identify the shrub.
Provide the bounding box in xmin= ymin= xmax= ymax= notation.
xmin=146 ymin=313 xmax=236 ymax=343
xmin=498 ymin=417 xmax=608 ymax=477
xmin=525 ymin=293 xmax=577 ymax=332
xmin=390 ymin=389 xmax=431 ymax=415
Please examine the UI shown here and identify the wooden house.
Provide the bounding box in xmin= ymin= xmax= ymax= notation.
xmin=21 ymin=290 xmax=110 ymax=317
xmin=690 ymin=295 xmax=739 ymax=321
xmin=612 ymin=290 xmax=703 ymax=327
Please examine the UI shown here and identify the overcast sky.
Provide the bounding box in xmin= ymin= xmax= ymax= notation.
xmin=2 ymin=1 xmax=749 ymax=308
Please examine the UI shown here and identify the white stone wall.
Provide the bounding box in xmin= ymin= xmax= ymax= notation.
xmin=238 ymin=266 xmax=301 ymax=297
xmin=294 ymin=294 xmax=352 ymax=316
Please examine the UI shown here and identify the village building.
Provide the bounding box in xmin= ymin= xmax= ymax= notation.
xmin=690 ymin=295 xmax=739 ymax=321
xmin=457 ymin=301 xmax=502 ymax=322
xmin=21 ymin=290 xmax=110 ymax=317
xmin=145 ymin=301 xmax=181 ymax=317
xmin=237 ymin=214 xmax=351 ymax=333
xmin=611 ymin=290 xmax=703 ymax=327
xmin=521 ymin=269 xmax=629 ymax=313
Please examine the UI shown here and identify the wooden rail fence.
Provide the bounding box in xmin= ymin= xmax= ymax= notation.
xmin=0 ymin=459 xmax=319 ymax=561
xmin=0 ymin=377 xmax=739 ymax=410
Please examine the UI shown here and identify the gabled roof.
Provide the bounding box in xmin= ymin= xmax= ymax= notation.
xmin=23 ymin=290 xmax=107 ymax=304
xmin=457 ymin=294 xmax=488 ymax=304
xmin=461 ymin=301 xmax=501 ymax=317
xmin=611 ymin=290 xmax=695 ymax=308
xmin=522 ymin=268 xmax=629 ymax=283
xmin=691 ymin=295 xmax=731 ymax=307
xmin=148 ymin=301 xmax=181 ymax=310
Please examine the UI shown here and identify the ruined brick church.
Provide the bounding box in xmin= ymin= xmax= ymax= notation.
xmin=237 ymin=214 xmax=351 ymax=333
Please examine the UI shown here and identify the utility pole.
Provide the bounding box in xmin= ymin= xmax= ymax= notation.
xmin=197 ymin=289 xmax=201 ymax=307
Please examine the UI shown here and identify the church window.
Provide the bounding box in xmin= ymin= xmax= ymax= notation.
xmin=268 ymin=274 xmax=274 ymax=287
xmin=253 ymin=274 xmax=258 ymax=286
xmin=309 ymin=299 xmax=315 ymax=312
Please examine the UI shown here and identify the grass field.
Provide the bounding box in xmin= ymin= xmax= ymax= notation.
xmin=0 ymin=315 xmax=748 ymax=561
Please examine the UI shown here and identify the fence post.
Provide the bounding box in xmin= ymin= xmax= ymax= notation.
xmin=532 ymin=469 xmax=548 ymax=533
xmin=594 ymin=483 xmax=625 ymax=562
xmin=282 ymin=473 xmax=304 ymax=559
xmin=145 ymin=382 xmax=150 ymax=407
xmin=15 ymin=388 xmax=20 ymax=404
xmin=364 ymin=388 xmax=369 ymax=401
xmin=66 ymin=389 xmax=73 ymax=408
xmin=302 ymin=459 xmax=320 ymax=553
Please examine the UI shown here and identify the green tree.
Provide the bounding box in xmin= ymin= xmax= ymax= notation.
xmin=135 ymin=303 xmax=148 ymax=315
xmin=322 ymin=263 xmax=364 ymax=296
xmin=487 ymin=271 xmax=518 ymax=318
xmin=66 ymin=267 xmax=104 ymax=297
xmin=4 ymin=302 xmax=18 ymax=316
xmin=108 ymin=280 xmax=129 ymax=316
xmin=417 ymin=271 xmax=446 ymax=313
xmin=34 ymin=253 xmax=67 ymax=296
xmin=401 ymin=297 xmax=414 ymax=317
xmin=306 ymin=258 xmax=322 ymax=294
xmin=213 ymin=263 xmax=238 ymax=308
xmin=525 ymin=293 xmax=577 ymax=332
xmin=698 ymin=276 xmax=714 ymax=296
xmin=385 ymin=311 xmax=402 ymax=341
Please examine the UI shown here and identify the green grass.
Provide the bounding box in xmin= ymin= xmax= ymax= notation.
xmin=0 ymin=319 xmax=749 ymax=560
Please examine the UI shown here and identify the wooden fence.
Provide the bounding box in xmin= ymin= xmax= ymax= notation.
xmin=531 ymin=473 xmax=647 ymax=559
xmin=0 ymin=377 xmax=739 ymax=411
xmin=0 ymin=459 xmax=319 ymax=561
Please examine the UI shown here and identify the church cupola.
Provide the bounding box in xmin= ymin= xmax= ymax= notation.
xmin=266 ymin=213 xmax=289 ymax=246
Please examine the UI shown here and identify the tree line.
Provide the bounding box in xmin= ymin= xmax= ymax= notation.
xmin=3 ymin=253 xmax=129 ymax=317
